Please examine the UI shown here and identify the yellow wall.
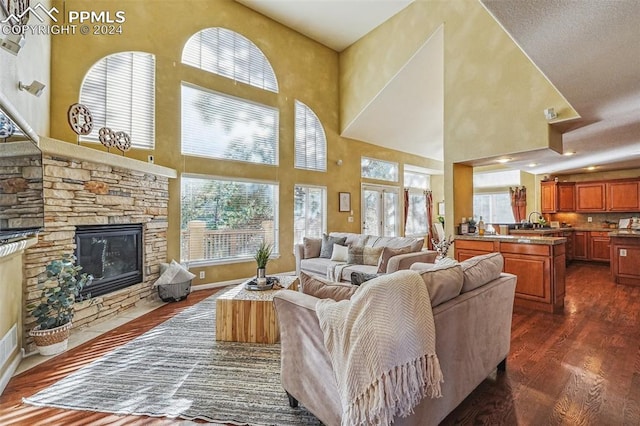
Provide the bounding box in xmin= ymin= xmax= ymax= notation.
xmin=48 ymin=0 xmax=437 ymax=284
xmin=339 ymin=0 xmax=578 ymax=237
xmin=0 ymin=250 xmax=25 ymax=381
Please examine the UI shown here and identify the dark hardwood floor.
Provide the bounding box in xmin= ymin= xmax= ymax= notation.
xmin=2 ymin=262 xmax=639 ymax=425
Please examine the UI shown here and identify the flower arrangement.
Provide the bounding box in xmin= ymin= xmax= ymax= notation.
xmin=431 ymin=235 xmax=453 ymax=261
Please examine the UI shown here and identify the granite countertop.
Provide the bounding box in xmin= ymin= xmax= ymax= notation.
xmin=455 ymin=234 xmax=567 ymax=245
xmin=509 ymin=227 xmax=573 ymax=235
xmin=608 ymin=230 xmax=640 ymax=238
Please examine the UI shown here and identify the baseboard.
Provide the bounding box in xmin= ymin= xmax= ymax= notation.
xmin=0 ymin=349 xmax=23 ymax=396
xmin=191 ymin=271 xmax=296 ymax=291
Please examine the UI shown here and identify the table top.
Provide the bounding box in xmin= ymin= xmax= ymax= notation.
xmin=217 ymin=275 xmax=299 ymax=302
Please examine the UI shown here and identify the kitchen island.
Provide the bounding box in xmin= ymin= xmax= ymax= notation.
xmin=455 ymin=234 xmax=566 ymax=313
xmin=609 ymin=230 xmax=640 ymax=285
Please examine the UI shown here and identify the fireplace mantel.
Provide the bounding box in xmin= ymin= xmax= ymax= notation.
xmin=38 ymin=137 xmax=176 ymax=179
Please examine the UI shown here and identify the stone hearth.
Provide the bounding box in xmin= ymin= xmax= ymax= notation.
xmin=22 ymin=137 xmax=176 ymax=353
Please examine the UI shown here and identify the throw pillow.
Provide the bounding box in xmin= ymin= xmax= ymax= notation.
xmin=459 ymin=252 xmax=504 ymax=293
xmin=320 ymin=234 xmax=347 ymax=259
xmin=300 ymin=272 xmax=357 ymax=301
xmin=331 ymin=243 xmax=349 ymax=262
xmin=350 ymin=272 xmax=380 ymax=286
xmin=363 ymin=246 xmax=384 ymax=266
xmin=303 ymin=237 xmax=322 ymax=259
xmin=377 ymin=245 xmax=413 ymax=273
xmin=348 ymin=245 xmax=365 ymax=264
xmin=415 ymin=263 xmax=464 ymax=307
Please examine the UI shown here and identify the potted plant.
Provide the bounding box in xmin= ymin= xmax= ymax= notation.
xmin=254 ymin=241 xmax=273 ymax=280
xmin=467 ymin=217 xmax=477 ymax=234
xmin=29 ymin=254 xmax=93 ymax=356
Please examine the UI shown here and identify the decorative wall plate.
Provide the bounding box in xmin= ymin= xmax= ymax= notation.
xmin=67 ymin=103 xmax=94 ymax=135
xmin=98 ymin=127 xmax=116 ymax=148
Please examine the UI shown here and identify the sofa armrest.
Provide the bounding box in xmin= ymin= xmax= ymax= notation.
xmin=293 ymin=243 xmax=305 ymax=276
xmin=386 ymin=250 xmax=438 ymax=273
xmin=273 ymin=291 xmax=342 ymax=425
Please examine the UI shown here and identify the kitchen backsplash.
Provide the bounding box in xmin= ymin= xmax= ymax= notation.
xmin=549 ymin=212 xmax=639 ymax=228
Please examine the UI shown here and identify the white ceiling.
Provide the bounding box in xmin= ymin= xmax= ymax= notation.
xmin=237 ymin=0 xmax=640 ymax=176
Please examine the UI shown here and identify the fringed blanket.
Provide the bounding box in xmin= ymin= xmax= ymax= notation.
xmin=316 ymin=270 xmax=443 ymax=426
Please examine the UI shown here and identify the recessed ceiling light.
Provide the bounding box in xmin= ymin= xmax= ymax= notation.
xmin=563 ymin=151 xmax=576 ymax=156
xmin=528 ymin=163 xmax=538 ymax=167
xmin=587 ymin=166 xmax=597 ymax=171
xmin=496 ymin=158 xmax=512 ymax=163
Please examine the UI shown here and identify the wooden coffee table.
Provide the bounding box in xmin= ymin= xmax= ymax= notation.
xmin=216 ymin=275 xmax=299 ymax=344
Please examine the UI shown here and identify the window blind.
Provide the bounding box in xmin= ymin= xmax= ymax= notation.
xmin=181 ymin=175 xmax=279 ymax=263
xmin=181 ymin=83 xmax=278 ymax=165
xmin=80 ymin=52 xmax=155 ymax=149
xmin=294 ymin=100 xmax=326 ymax=171
xmin=293 ymin=185 xmax=326 ymax=244
xmin=182 ymin=27 xmax=278 ymax=93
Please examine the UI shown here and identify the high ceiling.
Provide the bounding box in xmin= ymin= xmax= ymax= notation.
xmin=237 ymin=0 xmax=640 ymax=176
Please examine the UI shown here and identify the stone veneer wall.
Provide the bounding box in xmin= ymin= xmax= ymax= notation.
xmin=22 ymin=153 xmax=169 ymax=353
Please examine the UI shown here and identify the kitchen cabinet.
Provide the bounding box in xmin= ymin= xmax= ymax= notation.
xmin=455 ymin=237 xmax=566 ymax=313
xmin=541 ymin=181 xmax=575 ymax=213
xmin=563 ymin=231 xmax=574 ymax=262
xmin=573 ymin=231 xmax=588 ymax=260
xmin=610 ymin=232 xmax=640 ymax=285
xmin=576 ymin=182 xmax=606 ymax=212
xmin=607 ymin=180 xmax=640 ymax=211
xmin=589 ymin=231 xmax=611 ymax=262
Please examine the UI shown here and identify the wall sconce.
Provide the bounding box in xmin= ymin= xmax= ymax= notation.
xmin=18 ymin=80 xmax=46 ymax=97
xmin=0 ymin=34 xmax=26 ymax=55
xmin=544 ymin=107 xmax=557 ymax=121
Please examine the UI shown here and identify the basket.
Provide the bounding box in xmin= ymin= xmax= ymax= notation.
xmin=157 ymin=279 xmax=192 ymax=302
xmin=29 ymin=322 xmax=72 ymax=355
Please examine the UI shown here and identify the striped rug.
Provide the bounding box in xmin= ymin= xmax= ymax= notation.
xmin=23 ymin=292 xmax=322 ymax=425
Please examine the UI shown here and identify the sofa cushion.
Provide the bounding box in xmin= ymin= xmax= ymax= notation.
xmin=348 ymin=245 xmax=383 ymax=265
xmin=367 ymin=235 xmax=424 ymax=252
xmin=303 ymin=237 xmax=322 ymax=259
xmin=300 ymin=257 xmax=334 ymax=277
xmin=339 ymin=264 xmax=379 ymax=282
xmin=414 ymin=262 xmax=464 ymax=307
xmin=320 ymin=234 xmax=347 ymax=259
xmin=459 ymin=252 xmax=504 ymax=293
xmin=377 ymin=245 xmax=413 ymax=273
xmin=300 ymin=272 xmax=357 ymax=301
xmin=329 ymin=232 xmax=368 ymax=247
xmin=330 ymin=244 xmax=349 ymax=262
xmin=350 ymin=271 xmax=380 ymax=286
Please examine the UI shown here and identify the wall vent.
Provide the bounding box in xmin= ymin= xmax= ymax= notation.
xmin=0 ymin=324 xmax=18 ymax=369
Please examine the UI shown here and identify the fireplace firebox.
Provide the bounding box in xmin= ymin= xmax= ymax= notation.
xmin=75 ymin=224 xmax=143 ymax=298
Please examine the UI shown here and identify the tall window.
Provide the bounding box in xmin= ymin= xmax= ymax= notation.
xmin=294 ymin=185 xmax=326 ymax=244
xmin=79 ymin=52 xmax=155 ymax=149
xmin=362 ymin=184 xmax=399 ymax=237
xmin=361 ymin=157 xmax=398 ymax=182
xmin=182 ymin=27 xmax=278 ymax=93
xmin=404 ymin=168 xmax=431 ymax=236
xmin=181 ymin=83 xmax=278 ymax=165
xmin=181 ymin=175 xmax=279 ymax=264
xmin=294 ymin=100 xmax=326 ymax=171
xmin=473 ymin=169 xmax=519 ymax=223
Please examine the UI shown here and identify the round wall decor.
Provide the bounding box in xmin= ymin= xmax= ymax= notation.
xmin=0 ymin=112 xmax=16 ymax=139
xmin=67 ymin=103 xmax=94 ymax=135
xmin=98 ymin=127 xmax=116 ymax=148
xmin=115 ymin=131 xmax=132 ymax=152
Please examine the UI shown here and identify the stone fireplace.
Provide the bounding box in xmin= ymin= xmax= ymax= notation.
xmin=22 ymin=137 xmax=176 ymax=353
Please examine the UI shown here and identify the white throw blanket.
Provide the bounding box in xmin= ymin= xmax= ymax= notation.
xmin=316 ymin=270 xmax=443 ymax=426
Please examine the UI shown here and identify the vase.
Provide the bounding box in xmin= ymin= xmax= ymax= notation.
xmin=257 ymin=267 xmax=266 ymax=279
xmin=29 ymin=322 xmax=72 ymax=356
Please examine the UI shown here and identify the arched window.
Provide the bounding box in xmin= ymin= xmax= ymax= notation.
xmin=79 ymin=52 xmax=155 ymax=149
xmin=182 ymin=27 xmax=278 ymax=93
xmin=294 ymin=100 xmax=326 ymax=171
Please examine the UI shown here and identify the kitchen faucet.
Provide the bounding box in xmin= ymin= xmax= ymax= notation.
xmin=528 ymin=211 xmax=543 ymax=225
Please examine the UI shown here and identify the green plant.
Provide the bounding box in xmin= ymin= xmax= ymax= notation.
xmin=467 ymin=217 xmax=477 ymax=227
xmin=30 ymin=254 xmax=93 ymax=330
xmin=254 ymin=242 xmax=273 ymax=269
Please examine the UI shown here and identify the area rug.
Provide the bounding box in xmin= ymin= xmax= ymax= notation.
xmin=23 ymin=292 xmax=322 ymax=425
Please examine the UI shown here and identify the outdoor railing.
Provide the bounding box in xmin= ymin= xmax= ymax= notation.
xmin=181 ymin=223 xmax=267 ymax=262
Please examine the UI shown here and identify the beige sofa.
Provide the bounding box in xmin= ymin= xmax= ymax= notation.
xmin=274 ymin=253 xmax=517 ymax=426
xmin=294 ymin=232 xmax=437 ymax=283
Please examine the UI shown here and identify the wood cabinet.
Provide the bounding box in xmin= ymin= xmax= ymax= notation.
xmin=573 ymin=231 xmax=588 ymax=260
xmin=455 ymin=238 xmax=566 ymax=313
xmin=610 ymin=234 xmax=640 ymax=285
xmin=608 ymin=180 xmax=640 ymax=211
xmin=563 ymin=231 xmax=573 ymax=262
xmin=589 ymin=231 xmax=611 ymax=262
xmin=576 ymin=182 xmax=606 ymax=212
xmin=541 ymin=181 xmax=575 ymax=213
